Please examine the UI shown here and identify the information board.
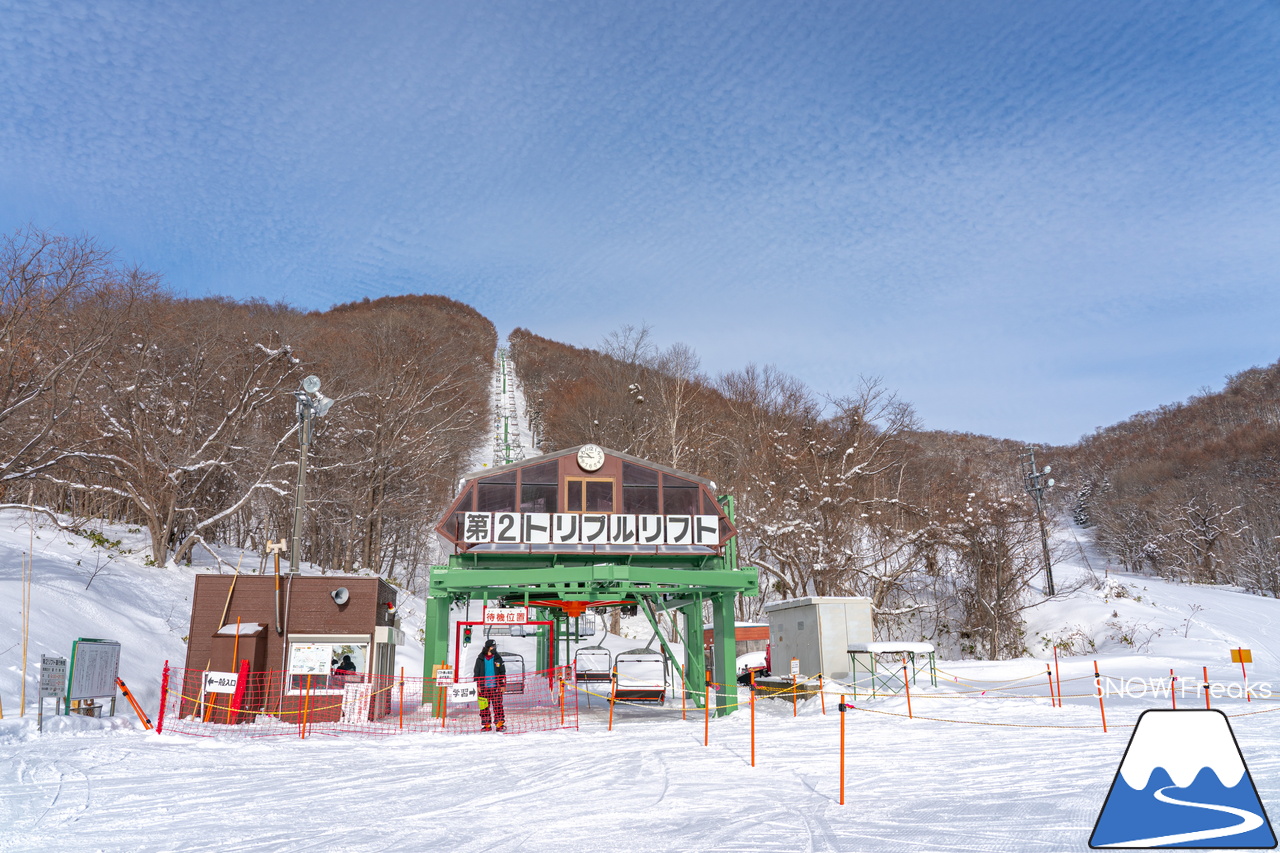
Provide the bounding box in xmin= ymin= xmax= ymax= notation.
xmin=435 ymin=665 xmax=455 ymax=686
xmin=39 ymin=656 xmax=68 ymax=697
xmin=67 ymin=639 xmax=121 ymax=701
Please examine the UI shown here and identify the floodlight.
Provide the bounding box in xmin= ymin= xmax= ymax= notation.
xmin=302 ymin=375 xmax=322 ymax=394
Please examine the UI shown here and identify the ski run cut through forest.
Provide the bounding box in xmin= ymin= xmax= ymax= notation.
xmin=2 ymin=507 xmax=1280 ymax=852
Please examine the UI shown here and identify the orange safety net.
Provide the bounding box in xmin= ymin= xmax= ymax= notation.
xmin=155 ymin=663 xmax=578 ymax=738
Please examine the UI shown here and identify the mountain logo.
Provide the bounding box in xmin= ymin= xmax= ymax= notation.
xmin=1090 ymin=709 xmax=1276 ymax=849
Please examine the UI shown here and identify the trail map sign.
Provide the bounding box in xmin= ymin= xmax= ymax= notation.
xmin=289 ymin=643 xmax=331 ymax=676
xmin=67 ymin=638 xmax=121 ymax=702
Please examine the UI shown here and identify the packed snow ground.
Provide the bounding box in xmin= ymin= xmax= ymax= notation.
xmin=2 ymin=510 xmax=1279 ymax=852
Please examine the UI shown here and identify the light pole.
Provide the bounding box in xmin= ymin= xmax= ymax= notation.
xmin=1021 ymin=446 xmax=1056 ymax=596
xmin=289 ymin=375 xmax=334 ymax=573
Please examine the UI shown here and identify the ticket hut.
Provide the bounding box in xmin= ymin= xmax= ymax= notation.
xmin=182 ymin=575 xmax=403 ymax=722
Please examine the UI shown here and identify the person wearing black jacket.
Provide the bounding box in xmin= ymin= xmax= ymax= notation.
xmin=473 ymin=640 xmax=507 ymax=731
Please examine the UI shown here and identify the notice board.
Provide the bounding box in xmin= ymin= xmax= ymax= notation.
xmin=67 ymin=638 xmax=121 ymax=702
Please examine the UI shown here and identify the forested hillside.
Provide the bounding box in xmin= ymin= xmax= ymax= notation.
xmin=1066 ymin=361 xmax=1280 ymax=597
xmin=511 ymin=325 xmax=1054 ymax=658
xmin=9 ymin=225 xmax=1272 ymax=661
xmin=1 ymin=228 xmax=494 ymax=587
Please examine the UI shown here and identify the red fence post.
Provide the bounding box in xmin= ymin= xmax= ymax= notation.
xmin=1170 ymin=669 xmax=1177 ymax=710
xmin=1094 ymin=660 xmax=1107 ymax=733
xmin=156 ymin=661 xmax=171 ymax=734
xmin=1053 ymin=646 xmax=1062 ymax=709
xmin=1203 ymin=666 xmax=1211 ymax=709
xmin=902 ymin=656 xmax=913 ymax=719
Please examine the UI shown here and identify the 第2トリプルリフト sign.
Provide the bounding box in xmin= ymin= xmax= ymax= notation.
xmin=462 ymin=512 xmax=720 ymax=546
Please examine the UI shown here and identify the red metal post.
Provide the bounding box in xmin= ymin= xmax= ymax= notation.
xmin=1203 ymin=665 xmax=1211 ymax=709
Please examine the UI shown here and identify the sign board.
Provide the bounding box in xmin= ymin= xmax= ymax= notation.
xmin=289 ymin=643 xmax=331 ymax=676
xmin=790 ymin=657 xmax=800 ymax=677
xmin=446 ymin=683 xmax=478 ymax=704
xmin=462 ymin=512 xmax=722 ymax=547
xmin=39 ymin=656 xmax=68 ymax=698
xmin=202 ymin=671 xmax=240 ymax=694
xmin=1232 ymin=648 xmax=1253 ymax=664
xmin=484 ymin=606 xmax=528 ymax=625
xmin=67 ymin=638 xmax=121 ymax=701
xmin=435 ymin=666 xmax=455 ymax=686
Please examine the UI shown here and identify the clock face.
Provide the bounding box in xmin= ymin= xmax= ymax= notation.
xmin=577 ymin=444 xmax=606 ymax=472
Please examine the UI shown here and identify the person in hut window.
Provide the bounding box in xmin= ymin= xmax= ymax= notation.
xmin=473 ymin=639 xmax=507 ymax=732
xmin=334 ymin=654 xmax=357 ymax=685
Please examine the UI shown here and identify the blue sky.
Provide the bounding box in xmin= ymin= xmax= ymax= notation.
xmin=2 ymin=1 xmax=1278 ymax=445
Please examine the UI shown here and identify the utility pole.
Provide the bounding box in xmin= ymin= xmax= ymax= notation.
xmin=1021 ymin=446 xmax=1056 ymax=596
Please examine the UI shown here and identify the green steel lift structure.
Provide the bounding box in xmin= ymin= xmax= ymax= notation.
xmin=423 ymin=445 xmax=758 ymax=716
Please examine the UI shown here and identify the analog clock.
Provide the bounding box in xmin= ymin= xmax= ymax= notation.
xmin=577 ymin=444 xmax=606 ymax=472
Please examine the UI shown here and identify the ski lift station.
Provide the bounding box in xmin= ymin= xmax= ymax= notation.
xmin=426 ymin=444 xmax=758 ymax=715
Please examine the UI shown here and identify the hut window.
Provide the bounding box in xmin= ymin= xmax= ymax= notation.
xmin=477 ymin=472 xmax=517 ymax=513
xmin=622 ymin=462 xmax=659 ymax=514
xmin=520 ymin=460 xmax=559 ymax=512
xmin=286 ymin=636 xmax=370 ymax=693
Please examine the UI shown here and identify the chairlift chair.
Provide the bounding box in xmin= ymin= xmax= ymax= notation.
xmin=613 ymin=648 xmax=670 ymax=705
xmin=500 ymin=650 xmax=526 ymax=695
xmin=573 ymin=646 xmax=613 ymax=683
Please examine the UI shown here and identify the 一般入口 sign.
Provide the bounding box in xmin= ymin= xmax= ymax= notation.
xmin=463 ymin=512 xmax=720 ymax=547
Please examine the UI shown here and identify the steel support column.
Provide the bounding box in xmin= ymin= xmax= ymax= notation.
xmin=711 ymin=591 xmax=736 ymax=716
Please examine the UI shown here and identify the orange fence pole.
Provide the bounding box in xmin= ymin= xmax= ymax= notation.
xmin=705 ymin=670 xmax=711 ymax=747
xmin=902 ymin=656 xmax=913 ymax=719
xmin=1170 ymin=669 xmax=1177 ymax=710
xmin=399 ymin=667 xmax=405 ymax=730
xmin=1053 ymin=646 xmax=1062 ymax=708
xmin=681 ymin=677 xmax=687 ymax=721
xmin=791 ymin=671 xmax=797 ymax=718
xmin=750 ymin=681 xmax=756 ymax=767
xmin=608 ymin=668 xmax=616 ymax=732
xmin=301 ymin=674 xmax=312 ymax=738
xmin=1203 ymin=666 xmax=1211 ymax=709
xmin=819 ymin=674 xmax=826 ymax=715
xmin=1045 ymin=666 xmax=1056 ymax=708
xmin=559 ymin=676 xmax=566 ymax=727
xmin=839 ymin=695 xmax=847 ymax=805
xmin=1093 ymin=661 xmax=1106 ymax=733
